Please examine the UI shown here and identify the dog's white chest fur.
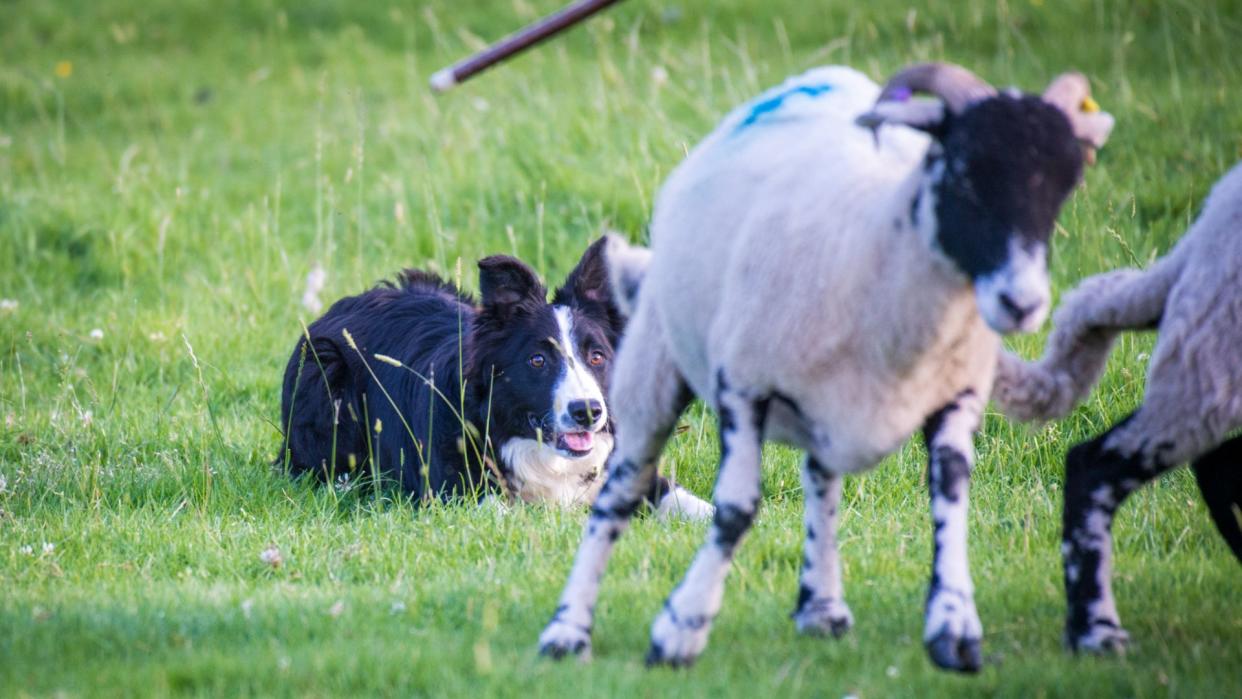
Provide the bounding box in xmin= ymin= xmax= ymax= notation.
xmin=501 ymin=434 xmax=614 ymax=506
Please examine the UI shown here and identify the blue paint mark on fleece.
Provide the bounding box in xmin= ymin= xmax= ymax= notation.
xmin=736 ymin=83 xmax=834 ymax=130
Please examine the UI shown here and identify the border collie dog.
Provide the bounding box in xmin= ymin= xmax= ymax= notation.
xmin=279 ymin=238 xmax=711 ymax=518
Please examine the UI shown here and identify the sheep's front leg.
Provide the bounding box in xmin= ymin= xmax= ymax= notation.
xmin=791 ymin=456 xmax=853 ymax=637
xmin=1062 ymin=410 xmax=1181 ymax=654
xmin=922 ymin=392 xmax=984 ymax=673
xmin=538 ymin=310 xmax=691 ymax=661
xmin=646 ymin=378 xmax=767 ymax=667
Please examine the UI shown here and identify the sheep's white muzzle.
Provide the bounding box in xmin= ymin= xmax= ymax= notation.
xmin=975 ymin=241 xmax=1050 ymax=334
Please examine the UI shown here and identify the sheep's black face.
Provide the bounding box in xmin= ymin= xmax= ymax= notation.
xmin=931 ymin=94 xmax=1084 ymax=333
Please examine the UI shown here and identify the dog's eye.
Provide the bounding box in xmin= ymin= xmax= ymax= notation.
xmin=528 ymin=353 xmax=546 ymax=369
xmin=588 ymin=350 xmax=606 ymax=367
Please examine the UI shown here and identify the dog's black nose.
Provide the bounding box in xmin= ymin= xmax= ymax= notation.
xmin=568 ymin=399 xmax=603 ymax=428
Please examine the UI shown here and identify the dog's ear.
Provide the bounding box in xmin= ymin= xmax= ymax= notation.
xmin=554 ymin=237 xmax=628 ymax=336
xmin=478 ymin=256 xmax=546 ymax=319
xmin=556 ymin=236 xmax=611 ymax=307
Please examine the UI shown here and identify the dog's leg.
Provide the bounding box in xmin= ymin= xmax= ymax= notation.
xmin=649 ymin=476 xmax=715 ymax=521
xmin=922 ymin=391 xmax=984 ymax=673
xmin=1192 ymin=436 xmax=1242 ymax=564
xmin=791 ymin=455 xmax=853 ymax=637
xmin=645 ymin=373 xmax=767 ymax=667
xmin=539 ymin=309 xmax=691 ymax=660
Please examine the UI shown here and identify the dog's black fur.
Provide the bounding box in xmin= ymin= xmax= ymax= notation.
xmin=278 ymin=238 xmax=634 ymax=502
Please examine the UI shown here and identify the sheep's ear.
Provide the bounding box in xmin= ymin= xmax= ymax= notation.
xmin=478 ymin=256 xmax=545 ymax=318
xmin=855 ymin=95 xmax=948 ymax=136
xmin=1042 ymin=72 xmax=1114 ymax=163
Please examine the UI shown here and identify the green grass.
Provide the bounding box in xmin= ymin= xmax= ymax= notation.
xmin=2 ymin=0 xmax=1241 ymax=695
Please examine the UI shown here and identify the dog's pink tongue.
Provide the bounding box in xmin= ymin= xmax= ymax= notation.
xmin=562 ymin=431 xmax=593 ymax=452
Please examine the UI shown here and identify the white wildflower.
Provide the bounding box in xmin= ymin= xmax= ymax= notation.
xmin=89 ymin=328 xmax=104 ymax=341
xmin=328 ymin=599 xmax=346 ymax=617
xmin=241 ymin=599 xmax=254 ymax=619
xmin=148 ymin=331 xmax=167 ymax=343
xmin=651 ymin=65 xmax=670 ymax=87
xmin=259 ymin=545 xmax=283 ymax=569
xmin=886 ymin=665 xmax=899 ymax=678
xmin=42 ymin=542 xmax=54 ymax=554
xmin=81 ymin=410 xmax=93 ymax=427
xmin=390 ymin=600 xmax=406 ymax=615
xmin=0 ymin=299 xmax=17 ymax=313
xmin=19 ymin=545 xmax=33 ymax=555
xmin=302 ymin=264 xmax=326 ymax=314
xmin=0 ymin=475 xmax=7 ymax=493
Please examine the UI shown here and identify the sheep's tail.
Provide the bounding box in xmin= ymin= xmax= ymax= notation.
xmin=992 ymin=250 xmax=1187 ymax=423
xmin=603 ymin=233 xmax=652 ymax=318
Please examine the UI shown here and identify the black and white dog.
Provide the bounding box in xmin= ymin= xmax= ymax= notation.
xmin=279 ymin=237 xmax=711 ymax=518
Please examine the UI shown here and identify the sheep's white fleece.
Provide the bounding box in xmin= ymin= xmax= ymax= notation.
xmin=644 ymin=66 xmax=997 ymax=471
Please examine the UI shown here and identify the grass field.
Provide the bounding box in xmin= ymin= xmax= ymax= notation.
xmin=2 ymin=0 xmax=1241 ymax=695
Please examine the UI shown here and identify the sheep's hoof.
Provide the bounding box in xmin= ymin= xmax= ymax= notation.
xmin=645 ymin=640 xmax=698 ymax=669
xmin=1068 ymin=622 xmax=1130 ymax=655
xmin=538 ymin=620 xmax=592 ymax=661
xmin=926 ymin=630 xmax=983 ymax=673
xmin=793 ymin=598 xmax=854 ymax=638
xmin=645 ymin=604 xmax=709 ymax=669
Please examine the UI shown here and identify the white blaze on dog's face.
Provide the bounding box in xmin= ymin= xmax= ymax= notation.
xmin=550 ymin=305 xmax=609 ymax=457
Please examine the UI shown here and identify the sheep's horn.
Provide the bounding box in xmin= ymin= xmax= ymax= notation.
xmin=875 ymin=62 xmax=996 ymax=115
xmin=1042 ymin=72 xmax=1115 ymax=163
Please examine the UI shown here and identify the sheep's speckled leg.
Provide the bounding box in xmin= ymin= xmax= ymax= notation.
xmin=791 ymin=456 xmax=853 ymax=637
xmin=922 ymin=391 xmax=984 ymax=673
xmin=539 ymin=311 xmax=691 ymax=661
xmin=1062 ymin=413 xmax=1174 ymax=654
xmin=646 ymin=374 xmax=768 ymax=668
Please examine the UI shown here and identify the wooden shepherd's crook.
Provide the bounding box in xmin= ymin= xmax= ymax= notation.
xmin=430 ymin=0 xmax=628 ymax=92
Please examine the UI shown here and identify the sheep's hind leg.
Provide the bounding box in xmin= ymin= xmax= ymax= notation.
xmin=922 ymin=391 xmax=985 ymax=673
xmin=646 ymin=374 xmax=768 ymax=667
xmin=538 ymin=312 xmax=692 ymax=661
xmin=791 ymin=455 xmax=853 ymax=637
xmin=1192 ymin=436 xmax=1242 ymax=564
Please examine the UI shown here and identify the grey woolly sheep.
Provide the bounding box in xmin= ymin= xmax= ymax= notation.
xmin=993 ymin=159 xmax=1242 ymax=653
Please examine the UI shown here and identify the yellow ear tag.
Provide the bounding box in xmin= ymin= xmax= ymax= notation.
xmin=1081 ymin=96 xmax=1100 ymax=113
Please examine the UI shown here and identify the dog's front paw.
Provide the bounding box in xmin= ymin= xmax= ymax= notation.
xmin=1067 ymin=620 xmax=1130 ymax=655
xmin=645 ymin=603 xmax=711 ymax=668
xmin=538 ymin=618 xmax=592 ymax=661
xmin=655 ymin=486 xmax=715 ymax=522
xmin=793 ymin=596 xmax=853 ymax=638
xmin=924 ymin=587 xmax=983 ymax=673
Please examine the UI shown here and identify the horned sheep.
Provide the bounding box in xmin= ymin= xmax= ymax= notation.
xmin=538 ymin=62 xmax=1112 ymax=672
